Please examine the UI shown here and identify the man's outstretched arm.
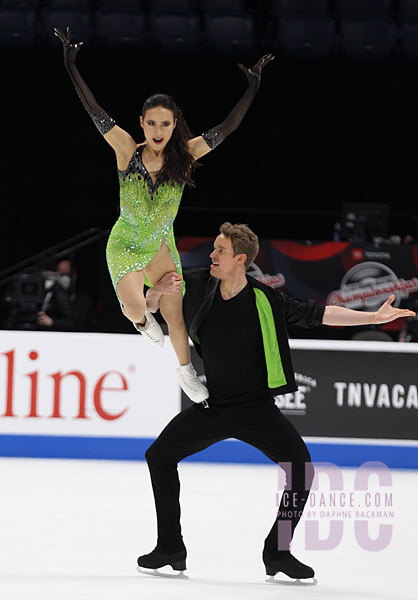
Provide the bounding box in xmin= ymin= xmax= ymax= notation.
xmin=322 ymin=294 xmax=416 ymax=327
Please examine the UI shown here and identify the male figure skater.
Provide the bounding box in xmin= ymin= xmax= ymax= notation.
xmin=138 ymin=222 xmax=414 ymax=581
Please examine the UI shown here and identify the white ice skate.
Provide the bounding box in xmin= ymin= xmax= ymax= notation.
xmin=176 ymin=363 xmax=209 ymax=405
xmin=134 ymin=310 xmax=164 ymax=347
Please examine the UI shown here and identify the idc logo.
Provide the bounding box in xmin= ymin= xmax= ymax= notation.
xmin=277 ymin=462 xmax=394 ymax=552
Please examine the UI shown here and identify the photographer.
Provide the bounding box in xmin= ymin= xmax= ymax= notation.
xmin=55 ymin=257 xmax=97 ymax=332
xmin=36 ymin=265 xmax=74 ymax=331
xmin=3 ymin=258 xmax=74 ymax=331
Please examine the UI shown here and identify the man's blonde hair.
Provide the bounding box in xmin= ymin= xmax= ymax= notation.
xmin=219 ymin=222 xmax=259 ymax=270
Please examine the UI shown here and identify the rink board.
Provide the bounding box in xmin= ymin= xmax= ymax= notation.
xmin=0 ymin=332 xmax=417 ymax=468
xmin=0 ymin=434 xmax=417 ymax=469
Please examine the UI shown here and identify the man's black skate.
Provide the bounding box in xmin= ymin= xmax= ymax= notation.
xmin=263 ymin=550 xmax=316 ymax=584
xmin=137 ymin=547 xmax=187 ymax=572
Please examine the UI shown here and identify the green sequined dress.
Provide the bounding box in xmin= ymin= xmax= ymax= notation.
xmin=106 ymin=144 xmax=185 ymax=292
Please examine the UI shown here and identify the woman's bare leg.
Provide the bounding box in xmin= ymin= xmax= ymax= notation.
xmin=116 ymin=269 xmax=164 ymax=347
xmin=145 ymin=242 xmax=190 ymax=365
xmin=159 ymin=291 xmax=190 ymax=365
xmin=116 ymin=270 xmax=146 ymax=324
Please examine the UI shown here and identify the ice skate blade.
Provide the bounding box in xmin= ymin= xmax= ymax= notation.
xmin=136 ymin=565 xmax=189 ymax=579
xmin=266 ymin=575 xmax=317 ymax=586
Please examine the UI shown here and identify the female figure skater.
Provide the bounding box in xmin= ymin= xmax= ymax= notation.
xmin=55 ymin=27 xmax=273 ymax=402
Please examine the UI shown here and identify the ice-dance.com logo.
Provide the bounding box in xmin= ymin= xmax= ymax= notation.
xmin=276 ymin=461 xmax=394 ymax=552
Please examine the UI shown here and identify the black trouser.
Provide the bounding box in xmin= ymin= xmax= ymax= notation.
xmin=145 ymin=398 xmax=314 ymax=555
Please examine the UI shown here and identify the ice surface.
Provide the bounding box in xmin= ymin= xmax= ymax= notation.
xmin=0 ymin=458 xmax=416 ymax=599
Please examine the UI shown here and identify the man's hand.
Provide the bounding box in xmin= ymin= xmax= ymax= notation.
xmin=146 ymin=271 xmax=183 ymax=313
xmin=153 ymin=271 xmax=183 ymax=295
xmin=323 ymin=294 xmax=416 ymax=327
xmin=374 ymin=294 xmax=416 ymax=324
xmin=37 ymin=312 xmax=54 ymax=328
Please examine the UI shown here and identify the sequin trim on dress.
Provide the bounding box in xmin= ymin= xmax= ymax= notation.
xmin=119 ymin=145 xmax=165 ymax=198
xmin=90 ymin=108 xmax=116 ymax=135
xmin=202 ymin=128 xmax=225 ymax=150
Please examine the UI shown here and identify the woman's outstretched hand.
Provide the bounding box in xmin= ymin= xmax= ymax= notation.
xmin=237 ymin=53 xmax=275 ymax=91
xmin=54 ymin=27 xmax=84 ymax=64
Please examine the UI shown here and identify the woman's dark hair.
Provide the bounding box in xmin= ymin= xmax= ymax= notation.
xmin=142 ymin=93 xmax=197 ymax=187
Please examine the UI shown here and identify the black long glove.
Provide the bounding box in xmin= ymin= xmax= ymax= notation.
xmin=54 ymin=27 xmax=115 ymax=135
xmin=202 ymin=54 xmax=275 ymax=150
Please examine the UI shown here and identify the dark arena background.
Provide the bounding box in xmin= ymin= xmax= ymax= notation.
xmin=2 ymin=1 xmax=418 ymax=333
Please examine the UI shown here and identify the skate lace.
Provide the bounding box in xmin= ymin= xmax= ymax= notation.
xmin=148 ymin=328 xmax=160 ymax=342
xmin=145 ymin=321 xmax=161 ymax=339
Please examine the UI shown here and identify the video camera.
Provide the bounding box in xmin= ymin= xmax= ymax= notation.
xmin=2 ymin=270 xmax=65 ymax=330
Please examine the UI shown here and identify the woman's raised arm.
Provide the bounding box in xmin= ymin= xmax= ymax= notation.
xmin=54 ymin=27 xmax=136 ymax=165
xmin=188 ymin=54 xmax=274 ymax=160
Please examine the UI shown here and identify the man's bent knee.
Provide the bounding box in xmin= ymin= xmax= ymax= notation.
xmin=145 ymin=439 xmax=179 ymax=469
xmin=145 ymin=442 xmax=164 ymax=467
xmin=145 ymin=446 xmax=154 ymax=465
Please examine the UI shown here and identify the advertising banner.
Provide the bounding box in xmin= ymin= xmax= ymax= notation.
xmin=278 ymin=340 xmax=418 ymax=440
xmin=1 ymin=333 xmax=416 ymax=466
xmin=184 ymin=341 xmax=418 ymax=441
xmin=0 ymin=331 xmax=180 ymax=439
